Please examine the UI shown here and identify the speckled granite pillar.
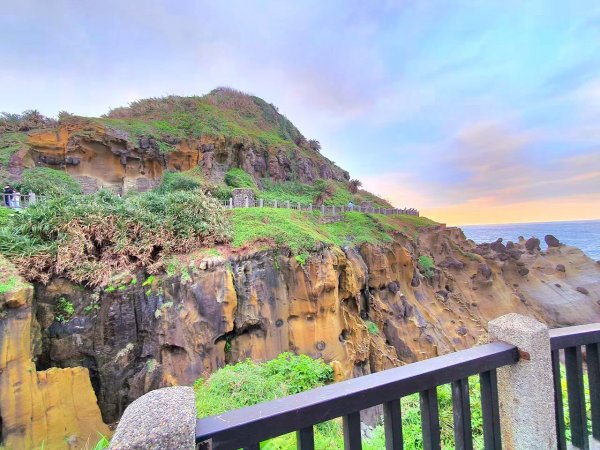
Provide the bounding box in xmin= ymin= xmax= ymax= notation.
xmin=489 ymin=313 xmax=557 ymax=450
xmin=109 ymin=386 xmax=196 ymax=450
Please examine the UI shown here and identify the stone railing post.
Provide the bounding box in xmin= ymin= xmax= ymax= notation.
xmin=228 ymin=198 xmax=233 ymax=209
xmin=109 ymin=386 xmax=195 ymax=449
xmin=332 ymin=205 xmax=336 ymax=214
xmin=286 ymin=200 xmax=290 ymax=209
xmin=488 ymin=314 xmax=557 ymax=450
xmin=274 ymin=200 xmax=278 ymax=208
xmin=309 ymin=203 xmax=312 ymax=212
xmin=259 ymin=199 xmax=264 ymax=208
xmin=321 ymin=204 xmax=325 ymax=214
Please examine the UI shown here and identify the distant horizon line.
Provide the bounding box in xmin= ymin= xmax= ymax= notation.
xmin=455 ymin=218 xmax=600 ymax=227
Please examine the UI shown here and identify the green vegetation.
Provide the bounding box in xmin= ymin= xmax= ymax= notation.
xmin=16 ymin=167 xmax=82 ymax=197
xmin=224 ymin=168 xmax=257 ymax=189
xmin=260 ymin=179 xmax=316 ymax=204
xmin=0 ymin=274 xmax=20 ymax=295
xmin=194 ymin=353 xmax=333 ymax=416
xmin=230 ymin=209 xmax=397 ymax=254
xmin=0 ymin=207 xmax=15 ymax=226
xmin=157 ymin=168 xmax=203 ymax=193
xmin=194 ymin=354 xmax=488 ymax=449
xmin=365 ymin=320 xmax=379 ymax=335
xmin=99 ymin=88 xmax=309 ymax=152
xmin=91 ymin=434 xmax=110 ymax=450
xmin=418 ymin=255 xmax=436 ymax=280
xmin=0 ymin=189 xmax=231 ymax=286
xmin=295 ymin=252 xmax=309 ymax=266
xmin=0 ymin=131 xmax=27 ymax=166
xmin=54 ymin=297 xmax=75 ymax=322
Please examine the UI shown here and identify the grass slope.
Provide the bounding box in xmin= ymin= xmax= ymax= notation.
xmin=230 ymin=208 xmax=436 ymax=254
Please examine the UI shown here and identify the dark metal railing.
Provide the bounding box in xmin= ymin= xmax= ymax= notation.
xmin=195 ymin=342 xmax=518 ymax=450
xmin=550 ymin=323 xmax=600 ymax=450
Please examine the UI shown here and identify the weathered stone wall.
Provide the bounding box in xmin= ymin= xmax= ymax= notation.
xmin=232 ymin=188 xmax=255 ymax=208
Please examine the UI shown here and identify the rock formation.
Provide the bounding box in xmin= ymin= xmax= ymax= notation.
xmin=0 ymin=257 xmax=109 ymax=450
xmin=7 ymin=228 xmax=596 ymax=434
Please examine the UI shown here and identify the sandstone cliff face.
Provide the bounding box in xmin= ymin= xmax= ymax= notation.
xmin=0 ymin=258 xmax=109 ymax=450
xmin=16 ymin=120 xmax=349 ymax=194
xmin=27 ymin=228 xmax=600 ymax=426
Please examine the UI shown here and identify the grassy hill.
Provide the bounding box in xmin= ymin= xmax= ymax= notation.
xmin=0 ymin=88 xmax=433 ymax=286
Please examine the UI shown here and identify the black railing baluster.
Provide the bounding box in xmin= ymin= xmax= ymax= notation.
xmin=480 ymin=369 xmax=501 ymax=450
xmin=420 ymin=388 xmax=441 ymax=450
xmin=565 ymin=346 xmax=589 ymax=449
xmin=587 ymin=343 xmax=600 ymax=441
xmin=451 ymin=378 xmax=473 ymax=450
xmin=296 ymin=426 xmax=315 ymax=450
xmin=552 ymin=349 xmax=568 ymax=450
xmin=343 ymin=411 xmax=362 ymax=450
xmin=383 ymin=399 xmax=403 ymax=450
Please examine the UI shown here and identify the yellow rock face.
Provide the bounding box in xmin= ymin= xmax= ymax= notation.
xmin=0 ymin=259 xmax=109 ymax=450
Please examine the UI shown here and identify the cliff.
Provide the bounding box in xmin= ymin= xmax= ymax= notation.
xmin=0 ymin=257 xmax=109 ymax=449
xmin=24 ymin=226 xmax=600 ymax=428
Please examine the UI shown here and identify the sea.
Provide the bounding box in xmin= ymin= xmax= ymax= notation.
xmin=460 ymin=220 xmax=600 ymax=261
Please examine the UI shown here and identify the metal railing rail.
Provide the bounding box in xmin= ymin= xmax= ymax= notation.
xmin=550 ymin=323 xmax=600 ymax=450
xmin=196 ymin=341 xmax=518 ymax=449
xmin=219 ymin=196 xmax=420 ymax=217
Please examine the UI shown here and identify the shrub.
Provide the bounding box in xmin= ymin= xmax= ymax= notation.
xmin=54 ymin=297 xmax=75 ymax=322
xmin=365 ymin=320 xmax=379 ymax=335
xmin=157 ymin=169 xmax=202 ymax=193
xmin=0 ymin=131 xmax=27 ymax=166
xmin=308 ymin=139 xmax=321 ymax=152
xmin=0 ymin=189 xmax=232 ymax=285
xmin=194 ymin=352 xmax=333 ymax=417
xmin=224 ymin=168 xmax=256 ymax=189
xmin=16 ymin=167 xmax=82 ymax=197
xmin=418 ymin=255 xmax=436 ymax=280
xmin=348 ymin=179 xmax=362 ymax=194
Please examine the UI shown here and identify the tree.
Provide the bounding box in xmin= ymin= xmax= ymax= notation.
xmin=308 ymin=139 xmax=321 ymax=152
xmin=349 ymin=179 xmax=362 ymax=194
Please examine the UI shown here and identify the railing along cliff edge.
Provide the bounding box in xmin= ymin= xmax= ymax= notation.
xmin=107 ymin=315 xmax=600 ymax=450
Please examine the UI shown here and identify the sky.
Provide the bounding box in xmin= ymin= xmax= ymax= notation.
xmin=1 ymin=0 xmax=600 ymax=225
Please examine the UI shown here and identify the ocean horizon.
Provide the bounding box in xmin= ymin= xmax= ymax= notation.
xmin=460 ymin=219 xmax=600 ymax=261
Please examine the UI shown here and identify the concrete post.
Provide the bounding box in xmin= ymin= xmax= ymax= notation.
xmin=488 ymin=314 xmax=557 ymax=450
xmin=321 ymin=205 xmax=325 ymax=214
xmin=229 ymin=198 xmax=233 ymax=209
xmin=274 ymin=200 xmax=278 ymax=208
xmin=109 ymin=386 xmax=196 ymax=449
xmin=332 ymin=205 xmax=336 ymax=214
xmin=259 ymin=199 xmax=264 ymax=208
xmin=309 ymin=203 xmax=312 ymax=212
xmin=286 ymin=200 xmax=290 ymax=209
xmin=297 ymin=202 xmax=301 ymax=210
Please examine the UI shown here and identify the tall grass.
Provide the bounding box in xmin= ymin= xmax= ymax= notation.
xmin=0 ymin=189 xmax=231 ymax=285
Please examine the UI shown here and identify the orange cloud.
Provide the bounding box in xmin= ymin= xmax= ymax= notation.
xmin=423 ymin=193 xmax=600 ymax=225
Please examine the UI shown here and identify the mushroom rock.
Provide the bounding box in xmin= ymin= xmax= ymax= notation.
xmin=544 ymin=235 xmax=561 ymax=248
xmin=576 ymin=287 xmax=590 ymax=295
xmin=438 ymin=256 xmax=465 ymax=270
xmin=525 ymin=237 xmax=541 ymax=253
xmin=555 ymin=264 xmax=566 ymax=273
